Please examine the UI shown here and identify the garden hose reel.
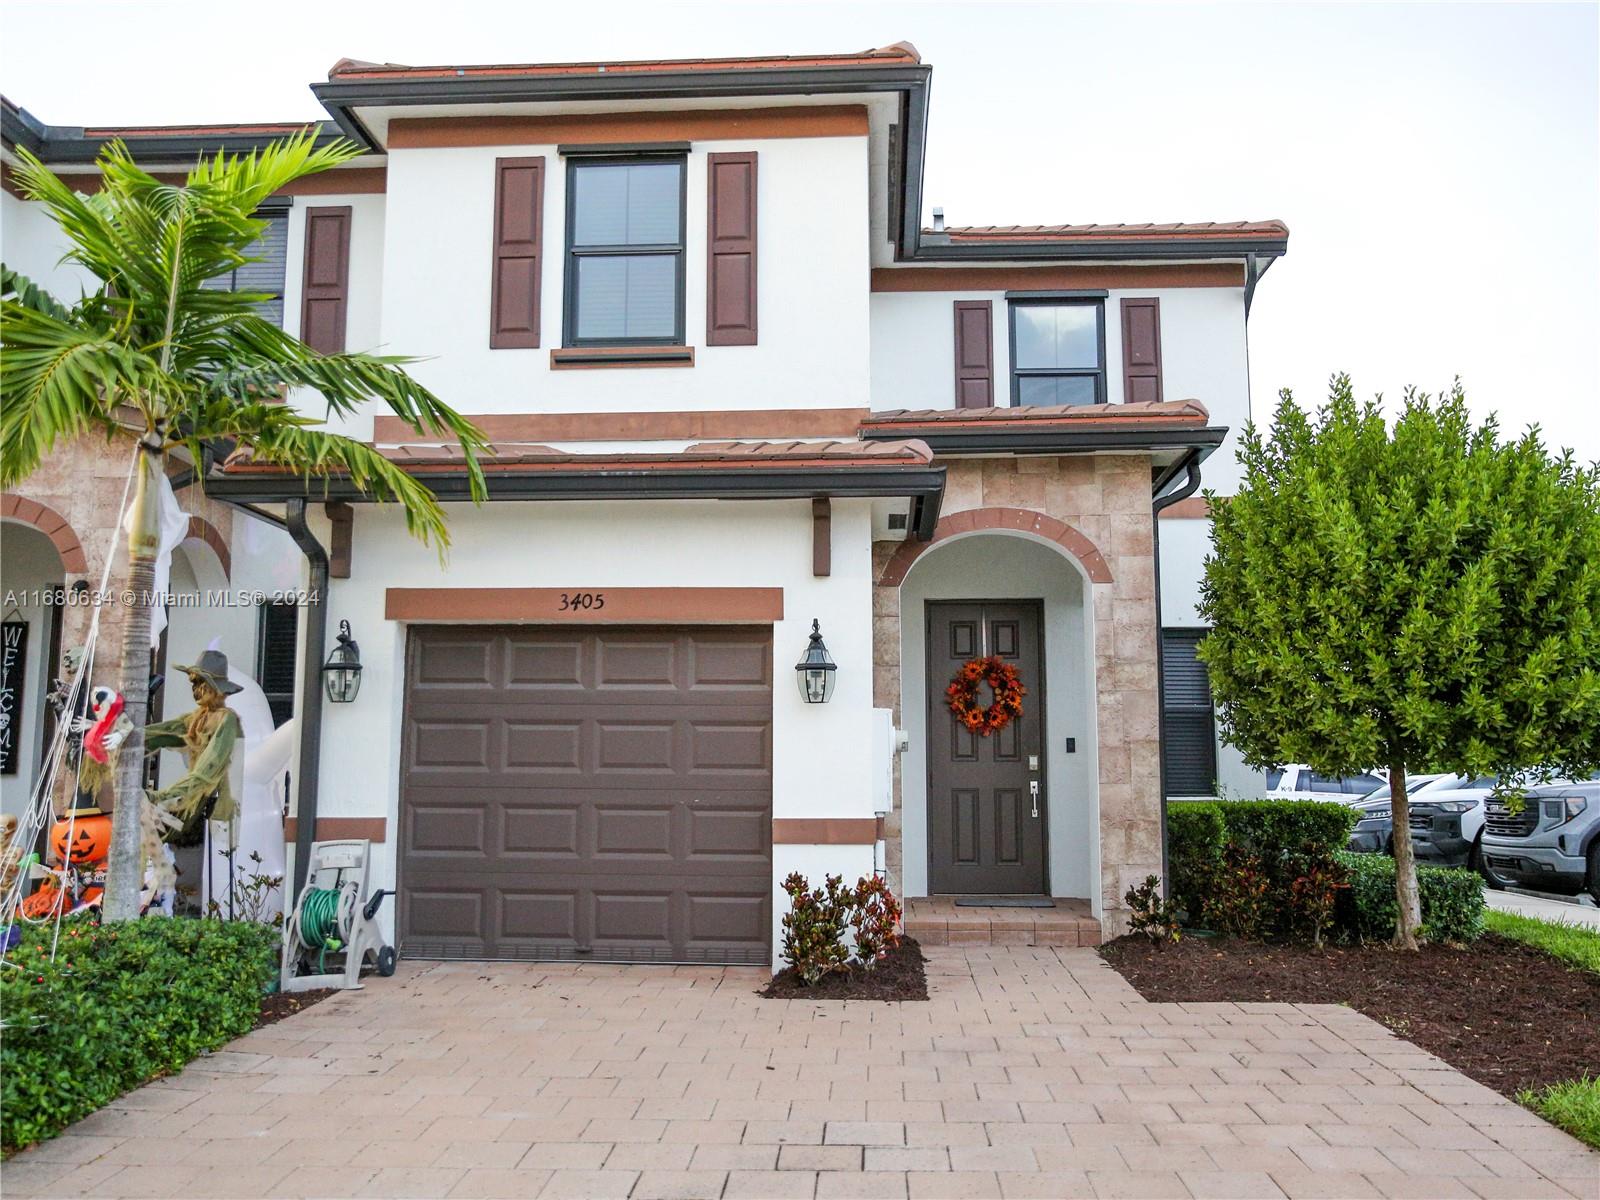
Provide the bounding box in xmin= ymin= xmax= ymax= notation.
xmin=280 ymin=839 xmax=396 ymax=992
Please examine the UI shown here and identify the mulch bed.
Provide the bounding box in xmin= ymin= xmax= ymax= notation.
xmin=1101 ymin=933 xmax=1600 ymax=1098
xmin=255 ymin=988 xmax=335 ymax=1029
xmin=761 ymin=938 xmax=928 ymax=1001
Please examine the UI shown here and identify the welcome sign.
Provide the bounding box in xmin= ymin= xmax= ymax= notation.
xmin=0 ymin=619 xmax=27 ymax=775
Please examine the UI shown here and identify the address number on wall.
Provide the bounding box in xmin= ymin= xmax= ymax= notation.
xmin=557 ymin=592 xmax=606 ymax=611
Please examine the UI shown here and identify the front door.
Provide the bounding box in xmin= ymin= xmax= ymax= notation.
xmin=927 ymin=601 xmax=1047 ymax=895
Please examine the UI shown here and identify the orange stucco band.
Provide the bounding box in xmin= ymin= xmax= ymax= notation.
xmin=772 ymin=818 xmax=881 ymax=845
xmin=877 ymin=506 xmax=1114 ymax=588
xmin=1 ymin=493 xmax=89 ymax=573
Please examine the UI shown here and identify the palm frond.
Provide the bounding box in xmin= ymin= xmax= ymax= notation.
xmin=0 ymin=265 xmax=72 ymax=321
xmin=203 ymin=403 xmax=452 ymax=549
xmin=0 ymin=302 xmax=157 ymax=484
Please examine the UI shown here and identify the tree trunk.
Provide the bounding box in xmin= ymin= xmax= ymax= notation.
xmin=1390 ymin=759 xmax=1423 ymax=950
xmin=101 ymin=450 xmax=160 ymax=922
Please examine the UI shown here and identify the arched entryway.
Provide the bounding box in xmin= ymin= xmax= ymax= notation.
xmin=0 ymin=520 xmax=69 ymax=818
xmin=894 ymin=527 xmax=1101 ymax=905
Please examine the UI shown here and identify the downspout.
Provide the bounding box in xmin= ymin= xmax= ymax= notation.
xmin=284 ymin=499 xmax=328 ymax=898
xmin=1150 ymin=449 xmax=1204 ymax=895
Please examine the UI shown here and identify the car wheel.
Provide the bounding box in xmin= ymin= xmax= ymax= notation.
xmin=1471 ymin=839 xmax=1505 ymax=890
xmin=1587 ymin=844 xmax=1600 ymax=905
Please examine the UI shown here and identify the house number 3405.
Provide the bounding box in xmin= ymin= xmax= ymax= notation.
xmin=558 ymin=592 xmax=605 ymax=611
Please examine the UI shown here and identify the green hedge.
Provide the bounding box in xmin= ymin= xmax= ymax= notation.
xmin=1 ymin=916 xmax=278 ymax=1153
xmin=1169 ymin=800 xmax=1357 ymax=939
xmin=1335 ymin=851 xmax=1486 ymax=944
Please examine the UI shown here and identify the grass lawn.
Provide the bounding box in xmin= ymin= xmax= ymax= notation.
xmin=1485 ymin=910 xmax=1599 ymax=1148
xmin=1484 ymin=908 xmax=1600 ymax=976
xmin=1519 ymin=1077 xmax=1600 ymax=1150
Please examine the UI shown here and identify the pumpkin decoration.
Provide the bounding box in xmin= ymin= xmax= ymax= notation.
xmin=52 ymin=806 xmax=112 ymax=867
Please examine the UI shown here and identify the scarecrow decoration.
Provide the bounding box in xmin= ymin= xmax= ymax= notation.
xmin=145 ymin=650 xmax=242 ymax=840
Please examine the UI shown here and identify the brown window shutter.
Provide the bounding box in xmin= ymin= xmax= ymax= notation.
xmin=952 ymin=300 xmax=993 ymax=408
xmin=706 ymin=152 xmax=757 ymax=346
xmin=299 ymin=206 xmax=351 ymax=355
xmin=1120 ymin=297 xmax=1163 ymax=404
xmin=490 ymin=157 xmax=544 ymax=349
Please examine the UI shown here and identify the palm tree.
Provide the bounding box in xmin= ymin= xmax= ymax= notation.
xmin=1 ymin=134 xmax=487 ymax=920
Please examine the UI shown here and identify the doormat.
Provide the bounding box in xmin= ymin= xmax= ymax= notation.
xmin=954 ymin=897 xmax=1056 ymax=908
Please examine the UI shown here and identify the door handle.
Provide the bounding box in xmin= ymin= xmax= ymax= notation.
xmin=1029 ymin=779 xmax=1040 ymax=818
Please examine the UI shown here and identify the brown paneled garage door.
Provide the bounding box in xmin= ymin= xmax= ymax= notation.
xmin=399 ymin=626 xmax=772 ymax=964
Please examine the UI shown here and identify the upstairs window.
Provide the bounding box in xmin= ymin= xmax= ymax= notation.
xmin=1009 ymin=299 xmax=1105 ymax=406
xmin=205 ymin=206 xmax=289 ymax=328
xmin=564 ymin=156 xmax=686 ymax=346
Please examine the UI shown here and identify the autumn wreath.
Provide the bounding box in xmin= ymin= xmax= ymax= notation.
xmin=946 ymin=655 xmax=1026 ymax=736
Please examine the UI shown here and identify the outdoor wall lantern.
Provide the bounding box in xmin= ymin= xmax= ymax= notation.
xmin=794 ymin=619 xmax=837 ymax=704
xmin=322 ymin=620 xmax=363 ymax=704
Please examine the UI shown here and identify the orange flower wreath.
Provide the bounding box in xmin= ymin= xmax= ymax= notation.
xmin=946 ymin=655 xmax=1026 ymax=736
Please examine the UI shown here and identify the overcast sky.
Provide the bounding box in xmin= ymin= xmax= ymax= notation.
xmin=3 ymin=1 xmax=1595 ymax=459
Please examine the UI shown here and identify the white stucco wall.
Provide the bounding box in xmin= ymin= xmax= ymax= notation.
xmin=0 ymin=524 xmax=64 ymax=819
xmin=359 ymin=135 xmax=870 ymax=439
xmin=293 ymin=496 xmax=881 ymax=961
xmin=896 ymin=532 xmax=1099 ymax=904
xmin=0 ymin=189 xmax=97 ymax=301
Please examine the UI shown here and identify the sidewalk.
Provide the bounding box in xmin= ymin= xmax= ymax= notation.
xmin=1487 ymin=888 xmax=1600 ymax=930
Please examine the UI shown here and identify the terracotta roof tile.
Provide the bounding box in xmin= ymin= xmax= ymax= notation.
xmin=928 ymin=220 xmax=1288 ymax=243
xmin=862 ymin=400 xmax=1211 ymax=428
xmin=327 ymin=43 xmax=920 ymax=82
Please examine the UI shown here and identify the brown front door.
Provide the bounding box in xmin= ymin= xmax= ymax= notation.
xmin=399 ymin=625 xmax=772 ymax=964
xmin=927 ymin=601 xmax=1047 ymax=895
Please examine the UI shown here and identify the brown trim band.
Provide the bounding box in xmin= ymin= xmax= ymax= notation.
xmin=385 ymin=586 xmax=783 ymax=624
xmin=282 ymin=817 xmax=387 ymax=844
xmin=389 ymin=105 xmax=870 ymax=149
xmin=772 ymin=818 xmax=880 ymax=845
xmin=1156 ymin=496 xmax=1212 ymax=519
xmin=871 ymin=264 xmax=1246 ymax=292
xmin=2 ymin=163 xmax=386 ymax=198
xmin=375 ymin=408 xmax=870 ymax=444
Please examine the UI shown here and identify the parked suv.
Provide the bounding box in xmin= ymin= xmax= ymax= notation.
xmin=1481 ymin=781 xmax=1600 ymax=901
xmin=1407 ymin=776 xmax=1502 ymax=870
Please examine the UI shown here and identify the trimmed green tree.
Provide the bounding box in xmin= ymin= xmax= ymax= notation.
xmin=1197 ymin=375 xmax=1600 ymax=947
xmin=1 ymin=136 xmax=487 ymax=921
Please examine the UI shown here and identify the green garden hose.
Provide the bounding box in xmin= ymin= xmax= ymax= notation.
xmin=296 ymin=887 xmax=349 ymax=973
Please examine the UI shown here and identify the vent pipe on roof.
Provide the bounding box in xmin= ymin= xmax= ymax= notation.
xmin=931 ymin=207 xmax=945 ymax=232
xmin=926 ymin=206 xmax=950 ymax=246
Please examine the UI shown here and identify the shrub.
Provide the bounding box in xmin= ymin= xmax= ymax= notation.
xmin=1168 ymin=800 xmax=1357 ymax=940
xmin=1335 ymin=851 xmax=1485 ymax=943
xmin=1 ymin=915 xmax=278 ymax=1153
xmin=1124 ymin=875 xmax=1181 ymax=946
xmin=850 ymin=875 xmax=903 ymax=968
xmin=779 ymin=872 xmax=850 ymax=984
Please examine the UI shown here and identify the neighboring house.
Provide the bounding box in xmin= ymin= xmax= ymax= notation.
xmin=0 ymin=42 xmax=1288 ymax=959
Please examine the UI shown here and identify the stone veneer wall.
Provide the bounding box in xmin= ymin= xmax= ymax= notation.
xmin=871 ymin=454 xmax=1162 ymax=936
xmin=2 ymin=436 xmax=236 ymax=806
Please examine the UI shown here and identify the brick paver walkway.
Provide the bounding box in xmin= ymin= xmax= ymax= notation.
xmin=5 ymin=947 xmax=1595 ymax=1198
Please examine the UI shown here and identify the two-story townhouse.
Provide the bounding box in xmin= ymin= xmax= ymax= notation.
xmin=0 ymin=42 xmax=1288 ymax=963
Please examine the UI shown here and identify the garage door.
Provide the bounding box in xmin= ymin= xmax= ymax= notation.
xmin=399 ymin=626 xmax=772 ymax=964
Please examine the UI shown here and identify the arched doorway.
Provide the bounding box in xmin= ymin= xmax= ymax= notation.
xmin=896 ymin=528 xmax=1100 ymax=903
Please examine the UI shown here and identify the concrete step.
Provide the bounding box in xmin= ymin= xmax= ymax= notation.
xmin=905 ymin=897 xmax=1101 ymax=947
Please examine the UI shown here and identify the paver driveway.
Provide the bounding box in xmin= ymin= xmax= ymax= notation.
xmin=5 ymin=947 xmax=1595 ymax=1199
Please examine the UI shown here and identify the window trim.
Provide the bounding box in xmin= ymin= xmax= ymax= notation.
xmin=562 ymin=152 xmax=688 ymax=348
xmin=1007 ymin=297 xmax=1107 ymax=407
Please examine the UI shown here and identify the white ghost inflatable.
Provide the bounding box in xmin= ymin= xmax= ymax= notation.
xmin=202 ymin=638 xmax=291 ymax=921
